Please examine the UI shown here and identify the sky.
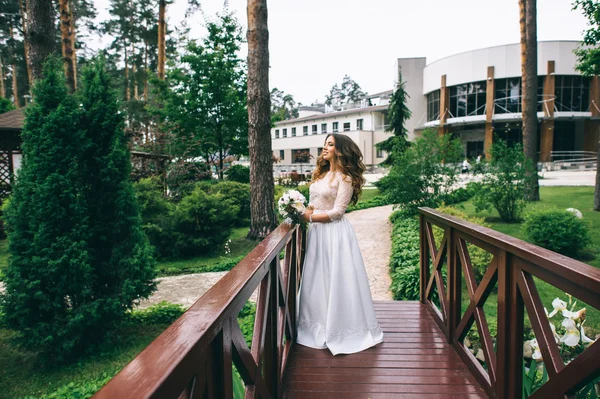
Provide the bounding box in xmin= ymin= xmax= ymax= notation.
xmin=93 ymin=0 xmax=589 ymax=105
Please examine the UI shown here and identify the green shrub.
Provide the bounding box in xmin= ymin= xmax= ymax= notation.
xmin=171 ymin=187 xmax=239 ymax=257
xmin=523 ymin=210 xmax=591 ymax=257
xmin=130 ymin=301 xmax=186 ymax=325
xmin=238 ymin=302 xmax=256 ymax=347
xmin=166 ymin=161 xmax=213 ymax=200
xmin=442 ymin=182 xmax=478 ymax=205
xmin=198 ymin=181 xmax=251 ymax=226
xmin=22 ymin=372 xmax=116 ymax=399
xmin=472 ymin=140 xmax=534 ymax=222
xmin=376 ymin=129 xmax=463 ymax=216
xmin=225 ymin=165 xmax=250 ymax=183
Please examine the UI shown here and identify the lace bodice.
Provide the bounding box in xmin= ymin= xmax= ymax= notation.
xmin=309 ymin=171 xmax=353 ymax=221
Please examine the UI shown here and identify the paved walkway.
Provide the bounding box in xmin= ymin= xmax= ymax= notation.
xmin=138 ymin=205 xmax=394 ymax=309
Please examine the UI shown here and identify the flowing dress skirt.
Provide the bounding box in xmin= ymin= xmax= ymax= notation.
xmin=296 ymin=211 xmax=384 ymax=355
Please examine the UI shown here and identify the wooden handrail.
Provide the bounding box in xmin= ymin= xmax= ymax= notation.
xmin=418 ymin=207 xmax=600 ymax=399
xmin=94 ymin=222 xmax=306 ymax=399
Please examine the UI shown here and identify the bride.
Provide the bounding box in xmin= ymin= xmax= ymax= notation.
xmin=297 ymin=133 xmax=384 ymax=355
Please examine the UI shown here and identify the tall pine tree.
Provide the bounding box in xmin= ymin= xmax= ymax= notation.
xmin=1 ymin=56 xmax=155 ymax=362
xmin=375 ymin=72 xmax=411 ymax=167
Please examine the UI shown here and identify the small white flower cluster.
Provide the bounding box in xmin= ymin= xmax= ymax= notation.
xmin=298 ymin=181 xmax=307 ymax=186
xmin=525 ymin=294 xmax=595 ymax=362
xmin=278 ymin=189 xmax=307 ymax=225
xmin=224 ymin=239 xmax=232 ymax=255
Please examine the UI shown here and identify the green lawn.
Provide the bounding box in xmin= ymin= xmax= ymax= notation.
xmin=449 ymin=186 xmax=600 ymax=335
xmin=358 ymin=188 xmax=381 ymax=202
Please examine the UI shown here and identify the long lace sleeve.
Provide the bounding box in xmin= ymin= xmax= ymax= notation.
xmin=326 ymin=175 xmax=353 ymax=221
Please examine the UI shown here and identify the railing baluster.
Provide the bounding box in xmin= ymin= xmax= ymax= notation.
xmin=419 ymin=214 xmax=430 ymax=303
xmin=448 ymin=227 xmax=461 ymax=344
xmin=264 ymin=256 xmax=279 ymax=397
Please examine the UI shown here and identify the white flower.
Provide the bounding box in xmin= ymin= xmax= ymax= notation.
xmin=526 ymin=339 xmax=542 ymax=360
xmin=580 ymin=321 xmax=595 ymax=345
xmin=560 ymin=318 xmax=580 ymax=347
xmin=548 ymin=298 xmax=567 ymax=317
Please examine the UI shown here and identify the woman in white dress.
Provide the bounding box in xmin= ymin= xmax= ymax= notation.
xmin=296 ymin=133 xmax=384 ymax=356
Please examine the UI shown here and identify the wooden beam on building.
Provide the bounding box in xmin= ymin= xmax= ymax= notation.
xmin=539 ymin=61 xmax=556 ymax=163
xmin=485 ymin=66 xmax=495 ymax=160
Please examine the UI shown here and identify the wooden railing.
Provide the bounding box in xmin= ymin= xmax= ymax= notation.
xmin=419 ymin=207 xmax=600 ymax=399
xmin=94 ymin=222 xmax=306 ymax=399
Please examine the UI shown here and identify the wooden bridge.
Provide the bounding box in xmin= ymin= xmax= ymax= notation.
xmin=94 ymin=208 xmax=600 ymax=399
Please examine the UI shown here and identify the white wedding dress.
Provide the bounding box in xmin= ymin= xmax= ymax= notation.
xmin=296 ymin=171 xmax=384 ymax=355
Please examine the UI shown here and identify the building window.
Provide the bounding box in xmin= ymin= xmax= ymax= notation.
xmin=283 ymin=128 xmax=287 ymax=138
xmin=279 ymin=150 xmax=284 ymax=160
xmin=555 ymin=75 xmax=590 ymax=112
xmin=292 ymin=148 xmax=311 ymax=163
xmin=312 ymin=124 xmax=318 ymax=134
xmin=333 ymin=122 xmax=339 ymax=132
xmin=343 ymin=122 xmax=351 ymax=131
xmin=356 ymin=119 xmax=363 ymax=130
xmin=292 ymin=127 xmax=296 ymax=137
xmin=427 ymin=90 xmax=440 ymax=121
xmin=494 ymin=78 xmax=522 ymax=114
xmin=376 ymin=148 xmax=384 ymax=158
xmin=449 ymin=81 xmax=486 ymax=118
xmin=275 ymin=129 xmax=279 ymax=139
xmin=321 ymin=123 xmax=327 ymax=133
xmin=303 ymin=126 xmax=308 ymax=135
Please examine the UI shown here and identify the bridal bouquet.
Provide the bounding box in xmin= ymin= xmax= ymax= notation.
xmin=277 ymin=189 xmax=308 ymax=228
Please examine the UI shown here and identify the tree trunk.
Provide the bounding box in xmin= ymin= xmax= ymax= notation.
xmin=9 ymin=25 xmax=19 ymax=108
xmin=520 ymin=0 xmax=540 ymax=201
xmin=59 ymin=0 xmax=76 ymax=93
xmin=133 ymin=63 xmax=138 ymax=100
xmin=595 ymin=133 xmax=600 ymax=211
xmin=26 ymin=0 xmax=57 ymax=83
xmin=144 ymin=39 xmax=149 ymax=100
xmin=124 ymin=46 xmax=130 ymax=102
xmin=0 ymin=56 xmax=5 ymax=98
xmin=157 ymin=0 xmax=166 ymax=80
xmin=18 ymin=0 xmax=33 ymax=88
xmin=247 ymin=0 xmax=277 ymax=240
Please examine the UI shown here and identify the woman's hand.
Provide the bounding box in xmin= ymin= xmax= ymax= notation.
xmin=302 ymin=208 xmax=314 ymax=223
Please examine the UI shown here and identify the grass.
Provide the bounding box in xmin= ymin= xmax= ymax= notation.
xmin=448 ymin=186 xmax=600 ymax=335
xmin=358 ymin=188 xmax=381 ymax=202
xmin=0 ymin=323 xmax=169 ymax=399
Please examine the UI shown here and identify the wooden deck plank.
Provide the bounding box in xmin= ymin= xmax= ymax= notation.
xmin=282 ymin=301 xmax=489 ymax=398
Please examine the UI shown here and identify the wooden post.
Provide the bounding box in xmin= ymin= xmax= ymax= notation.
xmin=539 ymin=61 xmax=556 ymax=163
xmin=439 ymin=75 xmax=449 ymax=136
xmin=485 ymin=66 xmax=495 ymax=160
xmin=447 ymin=228 xmax=461 ymax=344
xmin=419 ymin=213 xmax=429 ymax=303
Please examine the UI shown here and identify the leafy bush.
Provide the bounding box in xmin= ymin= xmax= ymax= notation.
xmin=22 ymin=372 xmax=116 ymax=399
xmin=171 ymin=186 xmax=239 ymax=257
xmin=238 ymin=302 xmax=256 ymax=347
xmin=434 ymin=206 xmax=493 ymax=281
xmin=442 ymin=182 xmax=478 ymax=205
xmin=472 ymin=140 xmax=534 ymax=222
xmin=130 ymin=301 xmax=186 ymax=325
xmin=376 ymin=129 xmax=463 ymax=216
xmin=523 ymin=210 xmax=591 ymax=257
xmin=198 ymin=181 xmax=251 ymax=226
xmin=225 ymin=165 xmax=250 ymax=183
xmin=166 ymin=161 xmax=212 ymax=200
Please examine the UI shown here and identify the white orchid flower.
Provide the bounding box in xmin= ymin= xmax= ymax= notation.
xmin=580 ymin=321 xmax=595 ymax=345
xmin=548 ymin=298 xmax=567 ymax=317
xmin=527 ymin=339 xmax=542 ymax=360
xmin=560 ymin=318 xmax=580 ymax=347
xmin=549 ymin=323 xmax=560 ymax=343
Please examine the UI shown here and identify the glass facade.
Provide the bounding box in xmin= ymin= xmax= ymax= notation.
xmin=449 ymin=81 xmax=486 ymax=117
xmin=555 ymin=76 xmax=590 ymax=112
xmin=427 ymin=90 xmax=440 ymax=121
xmin=494 ymin=78 xmax=522 ymax=114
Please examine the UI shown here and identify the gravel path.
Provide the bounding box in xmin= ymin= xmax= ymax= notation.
xmin=138 ymin=205 xmax=394 ymax=309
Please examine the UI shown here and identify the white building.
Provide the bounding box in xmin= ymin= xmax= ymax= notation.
xmin=271 ymin=40 xmax=599 ymax=171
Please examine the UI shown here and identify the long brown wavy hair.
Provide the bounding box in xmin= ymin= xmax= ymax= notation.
xmin=311 ymin=133 xmax=366 ymax=205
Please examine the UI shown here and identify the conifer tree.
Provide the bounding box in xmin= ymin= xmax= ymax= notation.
xmin=1 ymin=56 xmax=155 ymax=362
xmin=375 ymin=72 xmax=412 ymax=167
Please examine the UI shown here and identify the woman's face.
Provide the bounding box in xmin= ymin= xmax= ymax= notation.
xmin=322 ymin=136 xmax=336 ymax=162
